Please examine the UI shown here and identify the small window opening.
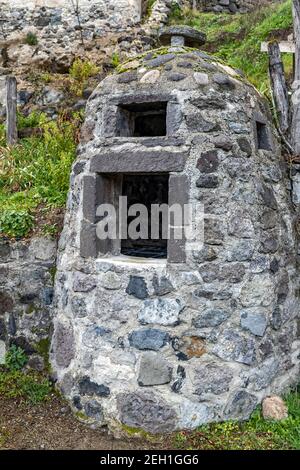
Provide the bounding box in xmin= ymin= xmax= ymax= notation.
xmin=121 ymin=174 xmax=169 ymax=258
xmin=256 ymin=121 xmax=271 ymax=150
xmin=118 ymin=102 xmax=167 ymax=137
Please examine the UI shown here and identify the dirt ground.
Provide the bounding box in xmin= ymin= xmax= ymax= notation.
xmin=0 ymin=395 xmax=167 ymax=450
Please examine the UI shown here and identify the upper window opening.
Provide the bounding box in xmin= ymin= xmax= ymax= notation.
xmin=118 ymin=102 xmax=168 ymax=137
xmin=256 ymin=121 xmax=271 ymax=150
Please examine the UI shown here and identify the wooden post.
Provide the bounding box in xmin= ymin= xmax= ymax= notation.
xmin=268 ymin=41 xmax=290 ymax=133
xmin=291 ymin=0 xmax=300 ymax=154
xmin=5 ymin=75 xmax=17 ymax=146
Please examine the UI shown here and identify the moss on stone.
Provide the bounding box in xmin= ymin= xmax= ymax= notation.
xmin=34 ymin=337 xmax=50 ymax=371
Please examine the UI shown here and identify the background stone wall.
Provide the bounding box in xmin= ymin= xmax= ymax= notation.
xmin=0 ymin=237 xmax=57 ymax=369
xmin=195 ymin=0 xmax=283 ymax=14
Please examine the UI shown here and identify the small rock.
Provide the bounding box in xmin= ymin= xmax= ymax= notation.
xmin=140 ymin=69 xmax=160 ymax=83
xmin=138 ymin=352 xmax=172 ymax=386
xmin=262 ymin=396 xmax=288 ymax=420
xmin=194 ymin=72 xmax=209 ymax=85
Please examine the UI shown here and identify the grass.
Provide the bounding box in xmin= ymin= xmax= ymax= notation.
xmin=0 ymin=111 xmax=79 ymax=238
xmin=0 ymin=369 xmax=53 ymax=405
xmin=172 ymin=387 xmax=300 ymax=450
xmin=169 ymin=0 xmax=294 ymax=94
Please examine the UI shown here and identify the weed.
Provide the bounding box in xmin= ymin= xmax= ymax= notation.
xmin=24 ymin=32 xmax=38 ymax=46
xmin=5 ymin=345 xmax=28 ymax=371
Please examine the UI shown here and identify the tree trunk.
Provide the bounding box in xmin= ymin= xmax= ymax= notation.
xmin=291 ymin=0 xmax=300 ymax=154
xmin=268 ymin=41 xmax=290 ymax=133
xmin=5 ymin=75 xmax=17 ymax=146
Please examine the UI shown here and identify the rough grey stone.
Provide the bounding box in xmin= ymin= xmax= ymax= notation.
xmin=259 ymin=231 xmax=279 ymax=254
xmin=214 ymin=135 xmax=233 ymax=150
xmin=213 ymin=330 xmax=256 ymax=365
xmin=71 ymin=296 xmax=87 ymax=318
xmin=117 ymin=72 xmax=137 ymax=83
xmin=84 ymin=400 xmax=103 ymax=421
xmin=138 ymin=298 xmax=184 ymax=326
xmin=0 ymin=292 xmax=14 ymax=314
xmin=168 ymin=72 xmax=187 ymax=82
xmin=257 ymin=183 xmax=278 ymax=210
xmin=117 ymin=390 xmax=177 ymax=433
xmin=101 ymin=272 xmax=121 ymax=290
xmin=73 ymin=274 xmax=96 ymax=293
xmin=187 ymin=115 xmax=220 ymax=133
xmin=145 ymin=53 xmax=175 ymax=68
xmin=152 ymin=275 xmax=174 ymax=296
xmin=193 ymin=308 xmax=229 ymax=328
xmin=212 ymin=73 xmax=235 ymax=89
xmin=226 ymin=240 xmax=255 ymax=262
xmin=224 ymin=391 xmax=258 ymax=419
xmin=126 ymin=276 xmax=148 ymax=299
xmin=129 ymin=329 xmax=169 ymax=351
xmin=219 ymin=263 xmax=246 ymax=283
xmin=82 ymin=325 xmax=111 ymax=348
xmin=248 ymin=358 xmax=279 ymax=391
xmin=78 ymin=376 xmax=110 ymax=397
xmin=196 ymin=174 xmax=219 ymax=188
xmin=228 ymin=215 xmax=254 ymax=238
xmin=194 ymin=363 xmax=233 ymax=397
xmin=198 ymin=263 xmax=219 ymax=283
xmin=238 ymin=137 xmax=252 ymax=156
xmin=193 ymin=72 xmax=209 ymax=85
xmin=138 ymin=351 xmax=172 ymax=386
xmin=52 ymin=322 xmax=75 ymax=368
xmin=240 ymin=310 xmax=268 ymax=337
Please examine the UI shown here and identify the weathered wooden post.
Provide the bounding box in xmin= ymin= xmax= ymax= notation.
xmin=5 ymin=75 xmax=17 ymax=146
xmin=268 ymin=41 xmax=290 ymax=134
xmin=291 ymin=0 xmax=300 ymax=155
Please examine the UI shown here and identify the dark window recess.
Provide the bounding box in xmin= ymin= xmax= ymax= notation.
xmin=118 ymin=102 xmax=167 ymax=137
xmin=256 ymin=121 xmax=271 ymax=150
xmin=121 ymin=174 xmax=169 ymax=258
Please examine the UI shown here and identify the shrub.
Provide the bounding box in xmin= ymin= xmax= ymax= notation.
xmin=111 ymin=52 xmax=120 ymax=69
xmin=5 ymin=345 xmax=28 ymax=371
xmin=0 ymin=111 xmax=79 ymax=238
xmin=69 ymin=59 xmax=99 ymax=96
xmin=25 ymin=32 xmax=38 ymax=46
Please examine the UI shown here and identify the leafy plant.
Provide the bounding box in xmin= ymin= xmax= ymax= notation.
xmin=69 ymin=59 xmax=99 ymax=96
xmin=0 ymin=370 xmax=52 ymax=404
xmin=0 ymin=209 xmax=34 ymax=238
xmin=25 ymin=32 xmax=38 ymax=46
xmin=5 ymin=345 xmax=28 ymax=371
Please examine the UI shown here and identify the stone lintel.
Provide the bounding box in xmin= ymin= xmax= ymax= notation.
xmin=90 ymin=151 xmax=187 ymax=173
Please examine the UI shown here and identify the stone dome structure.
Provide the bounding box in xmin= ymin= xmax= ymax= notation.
xmin=51 ymin=27 xmax=300 ymax=433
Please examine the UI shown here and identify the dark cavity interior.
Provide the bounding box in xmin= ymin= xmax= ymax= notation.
xmin=256 ymin=121 xmax=271 ymax=150
xmin=121 ymin=174 xmax=169 ymax=258
xmin=118 ymin=101 xmax=167 ymax=137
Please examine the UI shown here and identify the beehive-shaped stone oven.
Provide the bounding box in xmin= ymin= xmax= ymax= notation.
xmin=51 ymin=26 xmax=300 ymax=433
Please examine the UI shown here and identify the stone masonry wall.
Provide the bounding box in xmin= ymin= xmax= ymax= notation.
xmin=196 ymin=0 xmax=283 ymax=14
xmin=0 ymin=237 xmax=57 ymax=369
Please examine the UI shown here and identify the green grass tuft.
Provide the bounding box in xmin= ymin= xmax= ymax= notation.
xmin=172 ymin=387 xmax=300 ymax=450
xmin=0 ymin=369 xmax=52 ymax=405
xmin=169 ymin=0 xmax=293 ymax=93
